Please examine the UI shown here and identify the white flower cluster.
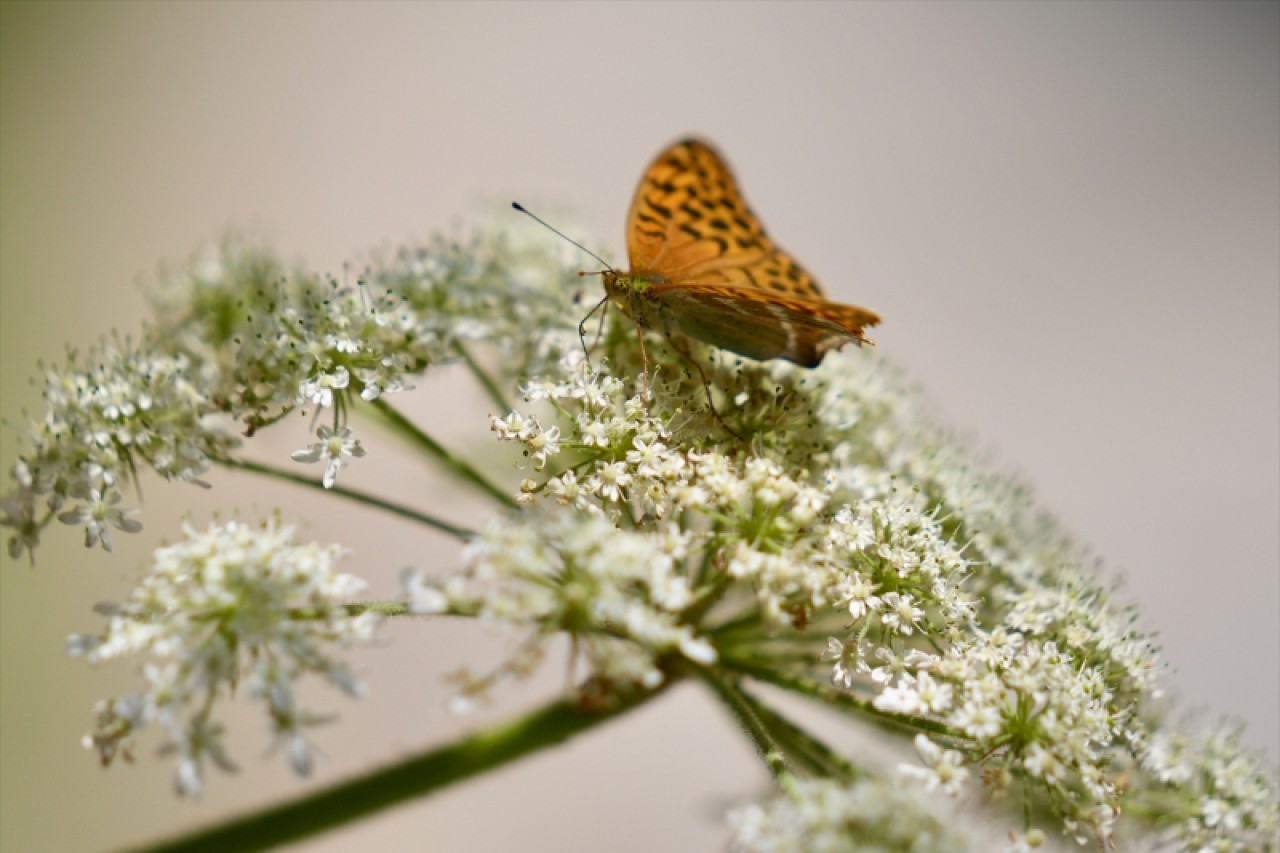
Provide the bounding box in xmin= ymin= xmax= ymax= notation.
xmin=366 ymin=218 xmax=594 ymax=377
xmin=808 ymin=355 xmax=1182 ymax=843
xmin=145 ymin=243 xmax=431 ymax=427
xmin=472 ymin=340 xmax=1276 ymax=849
xmin=3 ymin=222 xmax=585 ymax=556
xmin=492 ymin=360 xmax=979 ymax=637
xmin=875 ymin=631 xmax=1124 ymax=841
xmin=821 ymin=355 xmax=1160 ymax=700
xmin=405 ymin=510 xmax=715 ymax=697
xmin=68 ymin=518 xmax=378 ymax=796
xmin=1138 ymin=726 xmax=1280 ymax=851
xmin=0 ymin=341 xmax=238 ymax=561
xmin=727 ymin=777 xmax=969 ymax=853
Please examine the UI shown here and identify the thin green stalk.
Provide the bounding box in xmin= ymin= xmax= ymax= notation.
xmin=455 ymin=341 xmax=512 ymax=414
xmin=719 ymin=654 xmax=969 ymax=746
xmin=705 ymin=608 xmax=763 ymax=639
xmin=125 ymin=689 xmax=665 ymax=853
xmin=739 ymin=689 xmax=862 ymax=782
xmin=365 ymin=396 xmax=517 ymax=509
xmin=697 ymin=666 xmax=789 ymax=781
xmin=287 ymin=601 xmax=413 ymax=621
xmin=220 ymin=458 xmax=475 ymax=541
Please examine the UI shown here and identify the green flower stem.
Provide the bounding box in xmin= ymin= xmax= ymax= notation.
xmin=344 ymin=600 xmax=411 ymax=617
xmin=220 ymin=458 xmax=475 ymax=541
xmin=454 ymin=341 xmax=512 ymax=414
xmin=705 ymin=609 xmax=764 ymax=639
xmin=360 ymin=600 xmax=481 ymax=619
xmin=286 ymin=601 xmax=413 ymax=621
xmin=1118 ymin=790 xmax=1195 ymax=824
xmin=698 ymin=666 xmax=789 ymax=781
xmin=739 ymin=689 xmax=862 ymax=782
xmin=719 ymin=655 xmax=969 ymax=747
xmin=127 ymin=690 xmax=665 ymax=853
xmin=365 ymin=396 xmax=517 ymax=509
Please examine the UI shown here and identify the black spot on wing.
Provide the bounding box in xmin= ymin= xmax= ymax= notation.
xmin=645 ymin=198 xmax=673 ymax=219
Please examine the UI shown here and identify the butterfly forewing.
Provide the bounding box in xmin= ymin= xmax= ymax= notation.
xmin=625 ymin=140 xmax=825 ymax=300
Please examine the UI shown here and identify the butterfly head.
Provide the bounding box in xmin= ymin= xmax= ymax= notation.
xmin=599 ymin=270 xmax=668 ymax=294
xmin=594 ymin=269 xmax=631 ymax=318
xmin=597 ymin=270 xmax=672 ymax=320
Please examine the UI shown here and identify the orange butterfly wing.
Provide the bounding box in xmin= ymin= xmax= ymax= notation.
xmin=624 ymin=138 xmax=880 ymax=366
xmin=625 ymin=139 xmax=823 ymax=298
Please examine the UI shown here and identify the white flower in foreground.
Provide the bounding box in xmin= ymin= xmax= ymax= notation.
xmin=0 ymin=338 xmax=238 ymax=558
xmin=728 ymin=778 xmax=969 ymax=852
xmin=822 ymin=636 xmax=865 ymax=689
xmin=292 ymin=425 xmax=367 ymax=488
xmin=407 ymin=510 xmax=716 ymax=704
xmin=56 ymin=488 xmax=142 ymax=551
xmin=401 ymin=567 xmax=449 ymax=614
xmin=0 ymin=487 xmax=41 ymax=563
xmin=68 ymin=518 xmax=377 ymax=796
xmin=900 ymin=733 xmax=970 ymax=797
xmin=300 ymin=366 xmax=350 ymax=409
xmin=490 ymin=413 xmax=561 ymax=470
xmin=1136 ymin=726 xmax=1280 ymax=850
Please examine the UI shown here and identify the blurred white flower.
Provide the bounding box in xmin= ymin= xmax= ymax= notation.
xmin=68 ymin=518 xmax=377 ymax=796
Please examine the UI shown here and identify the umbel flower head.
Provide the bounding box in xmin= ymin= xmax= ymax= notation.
xmin=68 ymin=517 xmax=377 ymax=796
xmin=3 ymin=215 xmax=1275 ymax=850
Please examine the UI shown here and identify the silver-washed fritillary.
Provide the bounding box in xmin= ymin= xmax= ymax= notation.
xmin=602 ymin=138 xmax=880 ymax=368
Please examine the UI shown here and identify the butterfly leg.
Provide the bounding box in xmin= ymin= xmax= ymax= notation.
xmin=577 ymin=295 xmax=610 ymax=363
xmin=664 ymin=334 xmax=745 ymax=442
xmin=589 ymin=299 xmax=609 ymax=351
xmin=636 ymin=321 xmax=652 ymax=403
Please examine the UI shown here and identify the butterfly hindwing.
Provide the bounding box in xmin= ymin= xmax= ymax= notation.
xmin=647 ymin=284 xmax=875 ymax=367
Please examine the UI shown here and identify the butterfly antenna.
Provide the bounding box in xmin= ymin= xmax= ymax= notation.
xmin=511 ymin=202 xmax=614 ymax=271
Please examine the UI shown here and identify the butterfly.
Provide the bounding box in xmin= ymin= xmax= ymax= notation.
xmin=598 ymin=138 xmax=880 ymax=369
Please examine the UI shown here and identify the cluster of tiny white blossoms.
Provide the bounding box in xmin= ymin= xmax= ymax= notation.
xmin=872 ymin=630 xmax=1125 ymax=841
xmin=67 ymin=517 xmax=378 ymax=796
xmin=2 ymin=221 xmax=585 ymax=558
xmin=821 ymin=355 xmax=1159 ymax=698
xmin=366 ymin=217 xmax=597 ymax=377
xmin=0 ymin=339 xmax=237 ymax=562
xmin=727 ymin=777 xmax=969 ymax=853
xmin=405 ymin=510 xmax=716 ymax=696
xmin=462 ymin=334 xmax=1276 ymax=848
xmin=1133 ymin=725 xmax=1280 ymax=850
xmin=798 ymin=354 xmax=1189 ymax=843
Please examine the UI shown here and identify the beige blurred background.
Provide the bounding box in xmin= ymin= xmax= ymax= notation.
xmin=2 ymin=3 xmax=1276 ymax=851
